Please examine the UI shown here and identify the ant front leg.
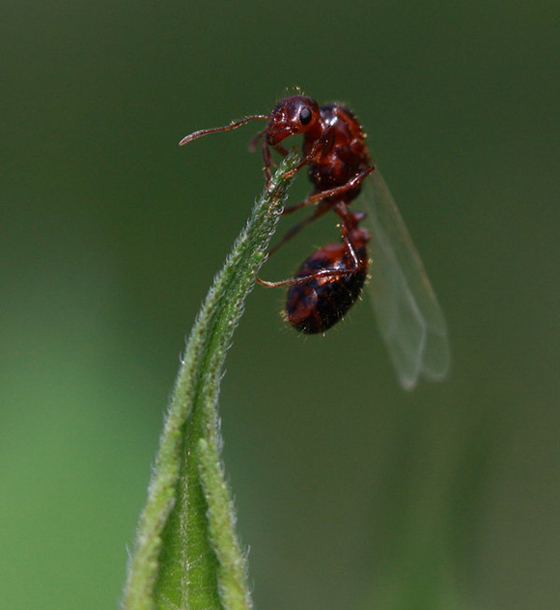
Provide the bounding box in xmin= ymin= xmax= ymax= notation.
xmin=262 ymin=141 xmax=292 ymax=186
xmin=283 ymin=126 xmax=336 ymax=180
xmin=261 ymin=139 xmax=273 ymax=185
xmin=273 ymin=143 xmax=289 ymax=157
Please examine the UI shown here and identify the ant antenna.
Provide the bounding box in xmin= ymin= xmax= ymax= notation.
xmin=179 ymin=114 xmax=269 ymax=146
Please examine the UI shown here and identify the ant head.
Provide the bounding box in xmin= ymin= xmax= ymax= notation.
xmin=266 ymin=96 xmax=321 ymax=146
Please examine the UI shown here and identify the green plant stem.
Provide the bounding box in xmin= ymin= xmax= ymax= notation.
xmin=122 ymin=151 xmax=300 ymax=610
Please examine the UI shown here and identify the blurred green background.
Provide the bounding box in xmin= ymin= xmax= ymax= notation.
xmin=3 ymin=1 xmax=559 ymax=609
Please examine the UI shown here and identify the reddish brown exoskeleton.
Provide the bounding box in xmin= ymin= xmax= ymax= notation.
xmin=180 ymin=95 xmax=450 ymax=389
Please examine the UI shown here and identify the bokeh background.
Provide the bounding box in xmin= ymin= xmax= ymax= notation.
xmin=3 ymin=2 xmax=559 ymax=609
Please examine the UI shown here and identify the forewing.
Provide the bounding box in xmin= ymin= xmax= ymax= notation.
xmin=360 ymin=169 xmax=450 ymax=390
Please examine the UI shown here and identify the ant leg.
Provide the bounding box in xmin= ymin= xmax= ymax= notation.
xmin=302 ymin=166 xmax=375 ymax=206
xmin=281 ymin=201 xmax=310 ymax=216
xmin=262 ymin=139 xmax=273 ymax=184
xmin=274 ymin=164 xmax=374 ymax=220
xmin=256 ymin=252 xmax=360 ymax=288
xmin=274 ymin=143 xmax=289 ymax=157
xmin=257 ymin=204 xmax=362 ymax=288
xmin=257 ymin=170 xmax=373 ymax=287
xmin=281 ymin=196 xmax=331 ymax=217
xmin=267 ymin=203 xmax=330 ymax=257
xmin=268 ymin=145 xmax=289 ymax=171
xmin=256 ymin=206 xmax=329 ymax=287
xmin=248 ymin=128 xmax=267 ymax=153
xmin=283 ymin=127 xmax=336 ymax=179
xmin=337 ymin=209 xmax=360 ymax=270
xmin=281 ymin=164 xmax=374 ymax=216
xmin=278 ymin=165 xmax=375 ymax=213
xmin=283 ymin=155 xmax=311 ymax=180
xmin=263 ymin=142 xmax=292 ymax=186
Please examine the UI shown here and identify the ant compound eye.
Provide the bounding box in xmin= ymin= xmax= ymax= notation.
xmin=299 ymin=107 xmax=312 ymax=125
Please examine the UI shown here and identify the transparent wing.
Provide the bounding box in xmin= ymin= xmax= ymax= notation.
xmin=358 ymin=168 xmax=450 ymax=390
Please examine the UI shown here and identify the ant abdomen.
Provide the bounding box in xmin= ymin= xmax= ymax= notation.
xmin=285 ymin=242 xmax=369 ymax=334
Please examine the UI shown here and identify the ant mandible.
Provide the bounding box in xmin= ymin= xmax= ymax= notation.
xmin=180 ymin=94 xmax=450 ymax=390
